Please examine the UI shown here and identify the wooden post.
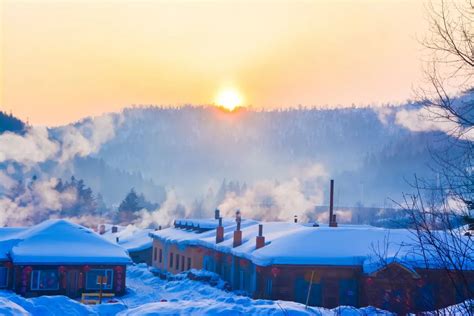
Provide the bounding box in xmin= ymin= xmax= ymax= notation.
xmin=99 ymin=276 xmax=103 ymax=304
xmin=97 ymin=275 xmax=107 ymax=304
xmin=305 ymin=271 xmax=315 ymax=309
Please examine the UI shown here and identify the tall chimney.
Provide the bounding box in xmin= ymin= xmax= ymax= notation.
xmin=294 ymin=215 xmax=298 ymax=223
xmin=233 ymin=213 xmax=242 ymax=247
xmin=215 ymin=209 xmax=220 ymax=220
xmin=216 ymin=217 xmax=224 ymax=243
xmin=256 ymin=224 xmax=265 ymax=249
xmin=329 ymin=179 xmax=338 ymax=227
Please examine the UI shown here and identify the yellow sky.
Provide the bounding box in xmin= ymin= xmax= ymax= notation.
xmin=1 ymin=0 xmax=429 ymax=126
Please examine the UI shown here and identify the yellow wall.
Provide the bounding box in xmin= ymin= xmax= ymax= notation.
xmin=152 ymin=239 xmax=205 ymax=274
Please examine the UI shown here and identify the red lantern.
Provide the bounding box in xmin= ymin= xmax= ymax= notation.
xmin=58 ymin=266 xmax=66 ymax=273
xmin=365 ymin=277 xmax=374 ymax=286
xmin=83 ymin=265 xmax=90 ymax=272
xmin=226 ymin=256 xmax=232 ymax=264
xmin=271 ymin=267 xmax=280 ymax=278
xmin=114 ymin=266 xmax=123 ymax=272
xmin=256 ymin=266 xmax=262 ymax=273
xmin=240 ymin=260 xmax=249 ymax=268
xmin=24 ymin=266 xmax=32 ymax=273
xmin=4 ymin=262 xmax=12 ymax=269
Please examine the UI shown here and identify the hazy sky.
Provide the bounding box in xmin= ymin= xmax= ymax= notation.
xmin=1 ymin=0 xmax=430 ymax=126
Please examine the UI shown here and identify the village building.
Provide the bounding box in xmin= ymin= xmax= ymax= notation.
xmin=100 ymin=224 xmax=153 ymax=266
xmin=150 ymin=209 xmax=474 ymax=314
xmin=0 ymin=219 xmax=131 ymax=298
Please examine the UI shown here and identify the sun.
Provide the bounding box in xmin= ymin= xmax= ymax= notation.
xmin=215 ymin=89 xmax=243 ymax=111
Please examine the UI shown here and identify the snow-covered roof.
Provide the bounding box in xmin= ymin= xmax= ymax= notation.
xmin=5 ymin=219 xmax=131 ymax=265
xmin=151 ymin=219 xmax=473 ymax=270
xmin=0 ymin=227 xmax=27 ymax=260
xmin=101 ymin=224 xmax=153 ymax=252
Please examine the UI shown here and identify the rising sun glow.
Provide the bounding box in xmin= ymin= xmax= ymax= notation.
xmin=215 ymin=89 xmax=243 ymax=111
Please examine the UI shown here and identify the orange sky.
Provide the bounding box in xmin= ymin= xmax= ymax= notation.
xmin=1 ymin=0 xmax=430 ymax=126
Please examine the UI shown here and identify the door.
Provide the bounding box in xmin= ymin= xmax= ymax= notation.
xmin=339 ymin=279 xmax=358 ymax=307
xmin=66 ymin=270 xmax=80 ymax=298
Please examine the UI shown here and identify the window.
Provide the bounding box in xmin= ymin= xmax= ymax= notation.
xmin=169 ymin=253 xmax=174 ymax=268
xmin=159 ymin=249 xmax=163 ymax=263
xmin=181 ymin=256 xmax=185 ymax=271
xmin=31 ymin=270 xmax=59 ymax=291
xmin=85 ymin=269 xmax=113 ymax=290
xmin=153 ymin=248 xmax=157 ymax=261
xmin=187 ymin=257 xmax=191 ymax=270
xmin=175 ymin=254 xmax=179 ymax=270
xmin=0 ymin=267 xmax=8 ymax=288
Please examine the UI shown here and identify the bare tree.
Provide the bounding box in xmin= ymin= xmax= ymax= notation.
xmin=374 ymin=1 xmax=474 ymax=314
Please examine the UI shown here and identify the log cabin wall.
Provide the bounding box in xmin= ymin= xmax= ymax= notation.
xmin=11 ymin=264 xmax=126 ymax=298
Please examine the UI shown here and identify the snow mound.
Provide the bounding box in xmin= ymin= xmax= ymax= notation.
xmin=0 ymin=297 xmax=29 ymax=316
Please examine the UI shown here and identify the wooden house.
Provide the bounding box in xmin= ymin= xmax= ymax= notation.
xmin=150 ymin=211 xmax=474 ymax=314
xmin=0 ymin=219 xmax=131 ymax=298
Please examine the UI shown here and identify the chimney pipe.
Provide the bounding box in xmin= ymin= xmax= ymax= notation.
xmin=116 ymin=237 xmax=120 ymax=243
xmin=216 ymin=217 xmax=224 ymax=243
xmin=329 ymin=179 xmax=338 ymax=227
xmin=215 ymin=209 xmax=220 ymax=220
xmin=294 ymin=215 xmax=298 ymax=223
xmin=256 ymin=224 xmax=265 ymax=249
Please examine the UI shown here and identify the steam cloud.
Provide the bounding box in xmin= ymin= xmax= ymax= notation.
xmin=217 ymin=164 xmax=328 ymax=223
xmin=0 ymin=114 xmax=122 ymax=226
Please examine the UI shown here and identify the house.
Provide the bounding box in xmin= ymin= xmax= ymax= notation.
xmin=0 ymin=219 xmax=131 ymax=298
xmin=100 ymin=224 xmax=153 ymax=265
xmin=151 ymin=216 xmax=474 ymax=313
xmin=150 ymin=213 xmax=258 ymax=275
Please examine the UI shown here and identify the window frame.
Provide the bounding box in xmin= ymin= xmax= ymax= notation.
xmin=30 ymin=269 xmax=60 ymax=291
xmin=85 ymin=269 xmax=114 ymax=290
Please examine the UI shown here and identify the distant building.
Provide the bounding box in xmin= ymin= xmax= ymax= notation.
xmin=99 ymin=224 xmax=153 ymax=266
xmin=150 ymin=211 xmax=474 ymax=314
xmin=0 ymin=219 xmax=131 ymax=298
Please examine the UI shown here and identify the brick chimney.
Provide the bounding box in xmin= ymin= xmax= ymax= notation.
xmin=256 ymin=224 xmax=265 ymax=249
xmin=216 ymin=217 xmax=224 ymax=243
xmin=233 ymin=210 xmax=242 ymax=247
xmin=99 ymin=224 xmax=106 ymax=235
xmin=329 ymin=179 xmax=338 ymax=227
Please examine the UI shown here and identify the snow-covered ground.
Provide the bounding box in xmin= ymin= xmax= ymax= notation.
xmin=0 ymin=264 xmax=469 ymax=315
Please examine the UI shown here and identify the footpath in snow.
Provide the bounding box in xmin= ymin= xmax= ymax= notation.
xmin=0 ymin=264 xmax=468 ymax=315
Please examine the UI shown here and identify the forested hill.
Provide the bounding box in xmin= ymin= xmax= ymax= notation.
xmin=92 ymin=104 xmax=444 ymax=207
xmin=0 ymin=111 xmax=25 ymax=134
